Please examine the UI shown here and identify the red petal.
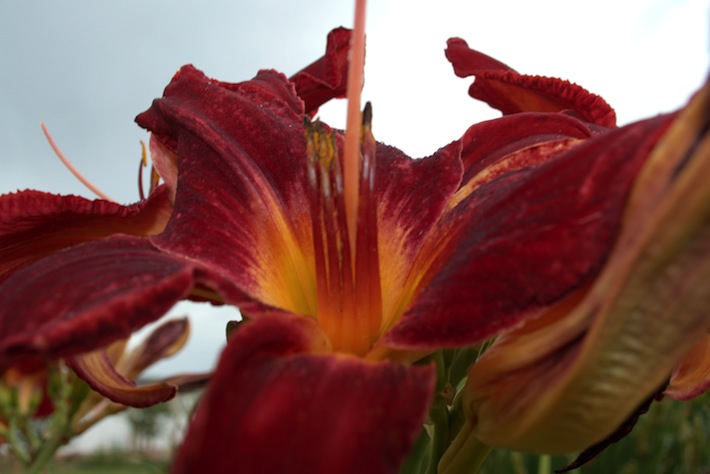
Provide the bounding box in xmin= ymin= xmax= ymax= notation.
xmin=375 ymin=142 xmax=463 ymax=327
xmin=457 ymin=112 xmax=594 ymax=185
xmin=119 ymin=317 xmax=190 ymax=379
xmin=137 ymin=67 xmax=314 ymax=311
xmin=0 ymin=186 xmax=172 ymax=284
xmin=0 ymin=236 xmax=198 ymax=370
xmin=445 ymin=38 xmax=616 ymax=128
xmin=384 ymin=114 xmax=675 ymax=349
xmin=173 ymin=315 xmax=435 ymax=474
xmin=290 ymin=27 xmax=351 ymax=115
xmin=67 ymin=350 xmax=176 ymax=407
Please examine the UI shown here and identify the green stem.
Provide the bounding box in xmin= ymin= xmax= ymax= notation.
xmin=424 ymin=351 xmax=451 ymax=474
xmin=18 ymin=415 xmax=41 ymax=453
xmin=438 ymin=422 xmax=492 ymax=474
xmin=399 ymin=428 xmax=431 ymax=474
xmin=447 ymin=346 xmax=480 ymax=390
xmin=538 ymin=454 xmax=552 ymax=474
xmin=24 ymin=363 xmax=86 ymax=474
xmin=27 ymin=433 xmax=66 ymax=474
xmin=425 ymin=400 xmax=450 ymax=474
xmin=7 ymin=418 xmax=31 ymax=465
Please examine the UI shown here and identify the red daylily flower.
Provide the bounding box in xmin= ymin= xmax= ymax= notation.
xmin=0 ymin=23 xmax=706 ymax=473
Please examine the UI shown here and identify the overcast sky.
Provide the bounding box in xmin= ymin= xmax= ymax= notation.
xmin=1 ymin=0 xmax=708 ymax=377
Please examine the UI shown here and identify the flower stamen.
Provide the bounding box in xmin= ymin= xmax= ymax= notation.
xmin=137 ymin=141 xmax=161 ymax=201
xmin=355 ymin=103 xmax=382 ymax=347
xmin=41 ymin=122 xmax=115 ymax=202
xmin=304 ymin=106 xmax=382 ymax=356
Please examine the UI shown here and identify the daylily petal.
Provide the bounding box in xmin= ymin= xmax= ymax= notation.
xmin=666 ymin=334 xmax=710 ymax=400
xmin=137 ymin=66 xmax=317 ymax=315
xmin=0 ymin=236 xmax=202 ymax=370
xmin=375 ymin=112 xmax=598 ymax=345
xmin=66 ymin=350 xmax=176 ymax=408
xmin=461 ymin=77 xmax=710 ymax=453
xmin=374 ymin=141 xmax=463 ymax=331
xmin=456 ymin=112 xmax=594 ymax=186
xmin=445 ymin=38 xmax=616 ymax=128
xmin=555 ymin=384 xmax=663 ymax=473
xmin=290 ymin=27 xmax=351 ymax=115
xmin=384 ymin=113 xmax=674 ymax=349
xmin=173 ymin=314 xmax=435 ymax=474
xmin=117 ymin=317 xmax=190 ymax=379
xmin=0 ymin=185 xmax=172 ymax=284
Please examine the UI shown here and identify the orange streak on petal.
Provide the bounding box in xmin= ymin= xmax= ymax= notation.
xmin=252 ymin=209 xmax=317 ymax=317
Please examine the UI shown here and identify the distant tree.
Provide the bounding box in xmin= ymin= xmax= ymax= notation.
xmin=126 ymin=403 xmax=171 ymax=455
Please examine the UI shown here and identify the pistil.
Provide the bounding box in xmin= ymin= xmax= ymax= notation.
xmin=343 ymin=0 xmax=367 ymax=253
xmin=41 ymin=123 xmax=115 ymax=202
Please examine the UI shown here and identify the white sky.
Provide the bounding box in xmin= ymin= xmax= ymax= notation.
xmin=0 ymin=0 xmax=708 ymax=377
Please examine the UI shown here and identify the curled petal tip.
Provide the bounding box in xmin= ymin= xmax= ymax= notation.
xmin=68 ymin=351 xmax=176 ymax=408
xmin=445 ymin=39 xmax=616 ymax=127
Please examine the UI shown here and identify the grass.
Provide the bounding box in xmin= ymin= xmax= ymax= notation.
xmin=0 ymin=451 xmax=169 ymax=474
